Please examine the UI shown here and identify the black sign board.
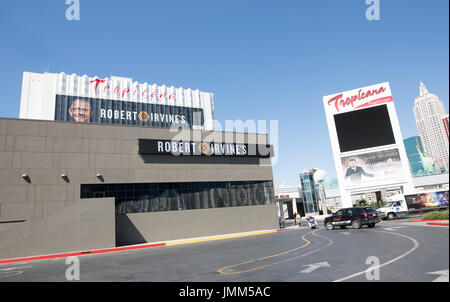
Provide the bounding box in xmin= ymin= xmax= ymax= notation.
xmin=138 ymin=139 xmax=274 ymax=158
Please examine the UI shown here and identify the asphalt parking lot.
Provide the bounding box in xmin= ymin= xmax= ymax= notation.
xmin=0 ymin=218 xmax=448 ymax=282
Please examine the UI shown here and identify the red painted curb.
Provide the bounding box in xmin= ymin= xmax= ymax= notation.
xmin=0 ymin=242 xmax=166 ymax=265
xmin=0 ymin=228 xmax=288 ymax=265
xmin=426 ymin=222 xmax=449 ymax=226
xmin=410 ymin=219 xmax=449 ymax=223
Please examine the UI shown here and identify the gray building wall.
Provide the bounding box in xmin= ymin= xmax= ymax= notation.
xmin=0 ymin=117 xmax=276 ymax=260
xmin=116 ymin=204 xmax=278 ymax=245
xmin=0 ymin=198 xmax=115 ymax=260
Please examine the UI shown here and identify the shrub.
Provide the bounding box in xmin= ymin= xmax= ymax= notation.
xmin=355 ymin=199 xmax=368 ymax=207
xmin=421 ymin=210 xmax=449 ymax=220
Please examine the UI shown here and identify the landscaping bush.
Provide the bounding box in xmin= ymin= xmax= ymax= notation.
xmin=421 ymin=210 xmax=449 ymax=220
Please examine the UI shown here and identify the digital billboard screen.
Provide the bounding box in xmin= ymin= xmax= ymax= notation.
xmin=334 ymin=104 xmax=395 ymax=152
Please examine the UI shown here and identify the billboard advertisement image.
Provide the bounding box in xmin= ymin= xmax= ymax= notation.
xmin=341 ymin=149 xmax=404 ymax=188
xmin=54 ymin=94 xmax=204 ymax=129
xmin=404 ymin=191 xmax=449 ymax=209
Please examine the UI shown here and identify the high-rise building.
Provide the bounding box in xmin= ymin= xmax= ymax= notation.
xmin=404 ymin=136 xmax=425 ymax=175
xmin=299 ymin=172 xmax=319 ymax=214
xmin=413 ymin=82 xmax=449 ymax=172
xmin=443 ymin=114 xmax=449 ymax=141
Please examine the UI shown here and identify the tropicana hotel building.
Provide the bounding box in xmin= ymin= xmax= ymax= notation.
xmin=0 ymin=71 xmax=277 ymax=260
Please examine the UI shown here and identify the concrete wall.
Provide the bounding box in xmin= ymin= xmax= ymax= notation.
xmin=0 ymin=117 xmax=276 ymax=259
xmin=0 ymin=198 xmax=115 ymax=260
xmin=116 ymin=204 xmax=278 ymax=245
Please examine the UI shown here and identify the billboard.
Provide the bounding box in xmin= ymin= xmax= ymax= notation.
xmin=404 ymin=191 xmax=449 ymax=209
xmin=20 ymin=72 xmax=215 ymax=130
xmin=334 ymin=105 xmax=396 ymax=152
xmin=54 ymin=94 xmax=204 ymax=129
xmin=323 ymin=82 xmax=414 ymax=206
xmin=340 ymin=149 xmax=404 ymax=189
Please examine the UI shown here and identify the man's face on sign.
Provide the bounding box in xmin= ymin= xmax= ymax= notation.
xmin=69 ymin=99 xmax=92 ymax=123
xmin=350 ymin=159 xmax=357 ymax=169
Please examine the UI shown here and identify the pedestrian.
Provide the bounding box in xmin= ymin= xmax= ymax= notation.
xmin=295 ymin=213 xmax=301 ymax=226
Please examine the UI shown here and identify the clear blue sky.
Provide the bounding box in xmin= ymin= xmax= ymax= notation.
xmin=0 ymin=0 xmax=448 ymax=186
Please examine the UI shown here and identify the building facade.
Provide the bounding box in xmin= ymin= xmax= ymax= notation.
xmin=299 ymin=172 xmax=319 ymax=214
xmin=404 ymin=136 xmax=426 ymax=176
xmin=274 ymin=186 xmax=302 ymax=218
xmin=19 ymin=72 xmax=215 ymax=131
xmin=276 ymin=173 xmax=449 ymax=213
xmin=413 ymin=82 xmax=449 ymax=172
xmin=0 ymin=118 xmax=277 ymax=260
xmin=443 ymin=114 xmax=449 ymax=142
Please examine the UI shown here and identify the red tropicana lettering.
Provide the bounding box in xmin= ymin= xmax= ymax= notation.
xmin=122 ymin=88 xmax=130 ymax=98
xmin=328 ymin=86 xmax=386 ymax=112
xmin=89 ymin=79 xmax=106 ymax=95
xmin=89 ymin=79 xmax=176 ymax=102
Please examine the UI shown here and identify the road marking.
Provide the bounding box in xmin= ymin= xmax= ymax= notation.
xmin=0 ymin=271 xmax=23 ymax=278
xmin=383 ymin=226 xmax=405 ymax=231
xmin=300 ymin=262 xmax=331 ymax=274
xmin=333 ymin=230 xmax=419 ymax=282
xmin=217 ymin=230 xmax=314 ymax=275
xmin=0 ymin=265 xmax=32 ymax=271
xmin=217 ymin=230 xmax=333 ymax=275
xmin=426 ymin=269 xmax=449 ymax=282
xmin=340 ymin=232 xmax=350 ymax=235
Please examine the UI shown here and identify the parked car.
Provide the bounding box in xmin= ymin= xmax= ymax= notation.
xmin=324 ymin=207 xmax=381 ymax=230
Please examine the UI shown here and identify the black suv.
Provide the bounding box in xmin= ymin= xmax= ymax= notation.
xmin=324 ymin=207 xmax=380 ymax=230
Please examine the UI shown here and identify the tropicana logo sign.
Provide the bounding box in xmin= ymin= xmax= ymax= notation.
xmin=89 ymin=78 xmax=176 ymax=101
xmin=327 ymin=86 xmax=392 ymax=113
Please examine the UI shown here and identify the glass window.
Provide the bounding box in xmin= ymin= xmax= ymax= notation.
xmin=343 ymin=209 xmax=353 ymax=215
xmin=81 ymin=180 xmax=275 ymax=214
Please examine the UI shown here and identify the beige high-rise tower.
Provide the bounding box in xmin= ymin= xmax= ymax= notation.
xmin=413 ymin=82 xmax=449 ymax=172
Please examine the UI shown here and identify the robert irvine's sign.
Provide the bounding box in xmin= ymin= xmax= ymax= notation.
xmin=54 ymin=94 xmax=204 ymax=129
xmin=138 ymin=139 xmax=274 ymax=158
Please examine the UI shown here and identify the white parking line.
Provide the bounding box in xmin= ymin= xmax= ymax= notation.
xmin=333 ymin=230 xmax=419 ymax=282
